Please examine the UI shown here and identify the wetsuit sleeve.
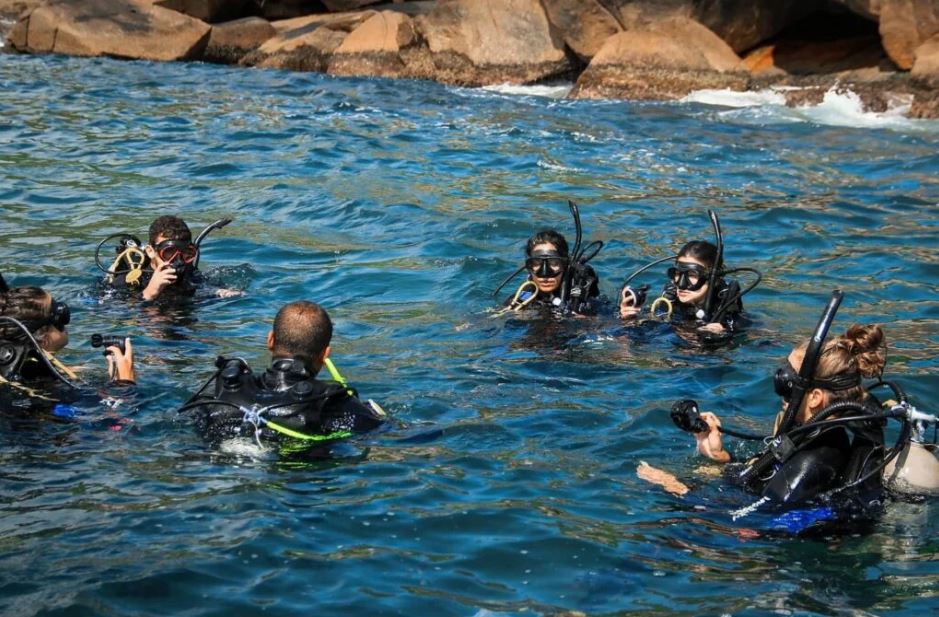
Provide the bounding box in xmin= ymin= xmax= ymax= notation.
xmin=761 ymin=445 xmax=847 ymax=506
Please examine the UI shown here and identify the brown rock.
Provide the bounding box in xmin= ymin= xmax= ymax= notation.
xmin=572 ymin=17 xmax=745 ymax=100
xmin=243 ymin=10 xmax=375 ymax=71
xmin=879 ymin=0 xmax=939 ymax=70
xmin=0 ymin=0 xmax=43 ymax=19
xmin=154 ymin=0 xmax=252 ymax=23
xmin=329 ymin=11 xmax=417 ymax=77
xmin=416 ymin=0 xmax=570 ymax=85
xmin=910 ymin=88 xmax=939 ymax=117
xmin=912 ymin=33 xmax=939 ymax=86
xmin=540 ymin=0 xmax=622 ymax=61
xmin=693 ymin=0 xmax=817 ymax=54
xmin=744 ymin=35 xmax=889 ymax=75
xmin=205 ymin=16 xmax=275 ymax=63
xmin=9 ymin=0 xmax=210 ymax=61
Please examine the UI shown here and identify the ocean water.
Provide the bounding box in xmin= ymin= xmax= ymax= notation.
xmin=1 ymin=54 xmax=939 ymax=616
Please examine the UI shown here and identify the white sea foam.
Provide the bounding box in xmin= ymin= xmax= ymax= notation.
xmin=683 ymin=85 xmax=939 ymax=132
xmin=481 ymin=82 xmax=573 ymax=99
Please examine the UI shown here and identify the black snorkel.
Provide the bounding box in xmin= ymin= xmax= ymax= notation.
xmin=0 ymin=272 xmax=8 ymax=293
xmin=703 ymin=209 xmax=724 ymax=320
xmin=777 ymin=290 xmax=844 ymax=435
xmin=192 ymin=217 xmax=233 ymax=269
xmin=558 ymin=200 xmax=583 ymax=306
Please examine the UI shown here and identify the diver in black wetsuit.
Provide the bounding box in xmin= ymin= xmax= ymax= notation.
xmin=179 ymin=300 xmax=385 ymax=444
xmin=619 ymin=210 xmax=759 ymax=337
xmin=641 ymin=294 xmax=888 ymax=520
xmin=495 ymin=201 xmax=603 ymax=316
xmin=0 ymin=283 xmax=136 ymax=397
xmin=99 ymin=215 xmax=239 ymax=301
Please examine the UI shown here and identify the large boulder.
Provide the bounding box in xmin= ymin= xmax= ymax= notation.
xmin=154 ymin=0 xmax=253 ymax=23
xmin=693 ymin=0 xmax=818 ymax=54
xmin=540 ymin=0 xmax=622 ymax=62
xmin=204 ymin=16 xmax=275 ymax=63
xmin=744 ymin=35 xmax=889 ymax=75
xmin=8 ymin=0 xmax=210 ymax=61
xmin=242 ymin=11 xmax=375 ymax=71
xmin=328 ymin=10 xmax=418 ymax=77
xmin=912 ymin=32 xmax=939 ymax=83
xmin=415 ymin=0 xmax=571 ymax=85
xmin=571 ymin=16 xmax=746 ymax=100
xmin=879 ymin=0 xmax=939 ymax=70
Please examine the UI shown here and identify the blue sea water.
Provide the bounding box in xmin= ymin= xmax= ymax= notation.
xmin=1 ymin=53 xmax=939 ymax=616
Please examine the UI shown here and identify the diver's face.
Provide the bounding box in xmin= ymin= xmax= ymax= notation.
xmin=673 ymin=256 xmax=709 ymax=305
xmin=528 ymin=242 xmax=564 ymax=294
xmin=780 ymin=348 xmax=827 ymax=424
xmin=38 ymin=294 xmax=69 ymax=352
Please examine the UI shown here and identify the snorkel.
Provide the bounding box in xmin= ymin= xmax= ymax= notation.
xmin=703 ymin=209 xmax=724 ymax=319
xmin=0 ymin=272 xmax=8 ymax=293
xmin=192 ymin=218 xmax=233 ymax=269
xmin=777 ymin=290 xmax=844 ymax=435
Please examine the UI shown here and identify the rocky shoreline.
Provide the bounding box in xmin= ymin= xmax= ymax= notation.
xmin=2 ymin=0 xmax=938 ymax=118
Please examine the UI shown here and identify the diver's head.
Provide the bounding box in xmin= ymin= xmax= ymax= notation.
xmin=267 ymin=301 xmax=333 ymax=376
xmin=525 ymin=229 xmax=569 ymax=295
xmin=776 ymin=324 xmax=886 ymax=424
xmin=146 ymin=215 xmax=197 ymax=279
xmin=0 ymin=287 xmax=70 ymax=352
xmin=669 ymin=241 xmax=718 ymax=307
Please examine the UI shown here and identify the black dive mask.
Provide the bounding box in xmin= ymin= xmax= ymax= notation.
xmin=773 ymin=360 xmax=861 ymax=402
xmin=667 ymin=262 xmax=710 ymax=291
xmin=526 ymin=250 xmax=567 ymax=279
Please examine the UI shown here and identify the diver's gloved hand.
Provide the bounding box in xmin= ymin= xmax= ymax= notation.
xmin=619 ymin=284 xmax=648 ymax=319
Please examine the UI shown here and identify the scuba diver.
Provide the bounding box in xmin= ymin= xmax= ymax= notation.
xmin=494 ymin=200 xmax=603 ymax=316
xmin=0 ymin=278 xmax=135 ymax=404
xmin=619 ymin=210 xmax=760 ymax=335
xmin=97 ymin=215 xmax=239 ymax=301
xmin=639 ymin=291 xmax=939 ymax=532
xmin=178 ymin=300 xmax=386 ymax=446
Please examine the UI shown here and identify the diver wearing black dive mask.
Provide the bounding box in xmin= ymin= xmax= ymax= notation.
xmin=667 ymin=262 xmax=710 ymax=292
xmin=526 ymin=249 xmax=567 ymax=280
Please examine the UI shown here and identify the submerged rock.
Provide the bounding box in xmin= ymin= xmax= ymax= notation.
xmin=8 ymin=0 xmax=210 ymax=61
xmin=415 ymin=0 xmax=571 ymax=85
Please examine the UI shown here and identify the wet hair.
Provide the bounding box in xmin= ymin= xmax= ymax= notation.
xmin=676 ymin=240 xmax=718 ymax=269
xmin=271 ymin=301 xmax=333 ymax=367
xmin=0 ymin=286 xmax=55 ymax=347
xmin=526 ymin=229 xmax=569 ymax=258
xmin=801 ymin=324 xmax=886 ymax=402
xmin=149 ymin=215 xmax=192 ymax=245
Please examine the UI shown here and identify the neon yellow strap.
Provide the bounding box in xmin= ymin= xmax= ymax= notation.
xmin=264 ymin=419 xmax=352 ymax=442
xmin=324 ymin=358 xmax=347 ymax=387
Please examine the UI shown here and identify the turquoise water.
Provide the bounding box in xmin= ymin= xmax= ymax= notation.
xmin=2 ymin=54 xmax=939 ymax=616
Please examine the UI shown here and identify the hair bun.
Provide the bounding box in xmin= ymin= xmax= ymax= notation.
xmin=844 ymin=323 xmax=886 ymax=378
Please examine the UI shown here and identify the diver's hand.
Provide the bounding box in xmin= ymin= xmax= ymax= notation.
xmin=142 ymin=264 xmax=176 ymax=300
xmin=619 ymin=285 xmax=646 ymax=319
xmin=698 ymin=322 xmax=727 ymax=334
xmin=694 ymin=412 xmax=730 ymax=463
xmin=106 ymin=338 xmax=135 ymax=383
xmin=637 ymin=461 xmax=690 ymax=496
xmin=216 ymin=288 xmax=243 ymax=299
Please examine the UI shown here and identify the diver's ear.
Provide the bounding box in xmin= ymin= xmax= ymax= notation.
xmin=266 ymin=330 xmax=275 ymax=352
xmin=806 ymin=387 xmax=826 ymax=413
xmin=321 ymin=345 xmax=331 ymax=362
xmin=144 ymin=244 xmax=156 ymax=259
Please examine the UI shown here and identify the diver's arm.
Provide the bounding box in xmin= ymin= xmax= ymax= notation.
xmin=694 ymin=412 xmax=732 ymax=463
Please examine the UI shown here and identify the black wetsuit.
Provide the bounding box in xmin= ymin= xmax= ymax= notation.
xmin=733 ymin=398 xmax=885 ymax=509
xmin=188 ymin=357 xmax=385 ymax=443
xmin=110 ymin=269 xmax=199 ymax=298
xmin=659 ymin=278 xmax=744 ymax=332
xmin=506 ymin=264 xmax=602 ymax=316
